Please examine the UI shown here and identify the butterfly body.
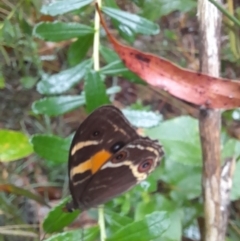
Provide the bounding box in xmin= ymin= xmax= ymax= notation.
xmin=66 ymin=105 xmax=164 ymax=211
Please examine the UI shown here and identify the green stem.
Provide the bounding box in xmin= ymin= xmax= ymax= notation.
xmin=44 ymin=115 xmax=52 ymax=134
xmin=208 ymin=0 xmax=240 ymax=27
xmin=98 ymin=205 xmax=106 ymax=241
xmin=227 ymin=0 xmax=239 ymax=58
xmin=93 ymin=1 xmax=106 ymax=239
xmin=93 ymin=0 xmax=102 ymax=71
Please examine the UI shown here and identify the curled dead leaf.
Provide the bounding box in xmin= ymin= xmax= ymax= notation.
xmin=96 ymin=4 xmax=240 ymax=110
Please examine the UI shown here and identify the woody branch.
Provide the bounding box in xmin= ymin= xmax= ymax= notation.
xmin=198 ymin=0 xmax=224 ymax=240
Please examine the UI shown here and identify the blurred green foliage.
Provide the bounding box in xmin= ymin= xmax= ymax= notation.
xmin=1 ymin=0 xmax=240 ymax=241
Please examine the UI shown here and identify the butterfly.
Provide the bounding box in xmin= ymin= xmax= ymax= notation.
xmin=65 ymin=105 xmax=164 ymax=211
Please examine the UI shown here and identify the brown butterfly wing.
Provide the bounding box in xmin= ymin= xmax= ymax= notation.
xmin=78 ymin=138 xmax=164 ymax=209
xmin=67 ymin=105 xmax=139 ymax=210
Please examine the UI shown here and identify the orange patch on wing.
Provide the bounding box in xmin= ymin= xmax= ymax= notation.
xmin=91 ymin=150 xmax=112 ymax=174
xmin=70 ymin=150 xmax=112 ymax=178
xmin=70 ymin=160 xmax=92 ymax=178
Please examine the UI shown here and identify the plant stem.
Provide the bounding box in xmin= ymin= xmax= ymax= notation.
xmin=226 ymin=0 xmax=238 ymax=59
xmin=93 ymin=0 xmax=102 ymax=71
xmin=98 ymin=205 xmax=106 ymax=241
xmin=93 ymin=1 xmax=106 ymax=240
xmin=208 ymin=0 xmax=240 ymax=27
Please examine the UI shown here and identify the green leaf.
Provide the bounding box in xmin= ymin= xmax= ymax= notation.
xmin=41 ymin=0 xmax=93 ymax=16
xmin=134 ymin=196 xmax=181 ymax=241
xmin=33 ymin=22 xmax=94 ymax=42
xmin=101 ymin=60 xmax=145 ymax=84
xmin=101 ymin=60 xmax=129 ymax=75
xmin=32 ymin=87 xmax=120 ymax=116
xmin=159 ymin=0 xmax=197 ymax=17
xmin=20 ymin=76 xmax=37 ymax=89
xmin=104 ymin=0 xmax=135 ymax=43
xmin=2 ymin=19 xmax=15 ymax=41
xmin=100 ymin=45 xmax=119 ymax=63
xmin=181 ymin=203 xmax=202 ymax=231
xmin=160 ymin=210 xmax=182 ymax=241
xmin=0 ymin=130 xmax=33 ymax=162
xmin=135 ymin=200 xmax=158 ymax=221
xmin=106 ymin=211 xmax=169 ymax=241
xmin=102 ymin=7 xmax=159 ymax=35
xmin=134 ymin=195 xmax=170 ymax=220
xmin=19 ymin=18 xmax=32 ymax=35
xmin=44 ymin=227 xmax=99 ymax=241
xmin=100 ymin=46 xmax=145 ymax=84
xmin=31 ymin=134 xmax=71 ymax=163
xmin=43 ymin=197 xmax=80 ymax=233
xmin=37 ymin=59 xmax=92 ymax=95
xmin=0 ymin=72 xmax=5 ymax=89
xmin=104 ymin=209 xmax=133 ymax=233
xmin=84 ymin=70 xmax=110 ymax=112
xmin=32 ymin=96 xmax=85 ymax=116
xmin=118 ymin=24 xmax=135 ymax=44
xmin=122 ymin=109 xmax=162 ymax=128
xmin=222 ymin=138 xmax=240 ymax=160
xmin=138 ymin=174 xmax=158 ymax=192
xmin=68 ymin=35 xmax=94 ymax=66
xmin=146 ymin=116 xmax=202 ymax=166
xmin=231 ymin=160 xmax=240 ymax=201
xmin=161 ymin=161 xmax=202 ymax=200
xmin=144 ymin=0 xmax=196 ymax=20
